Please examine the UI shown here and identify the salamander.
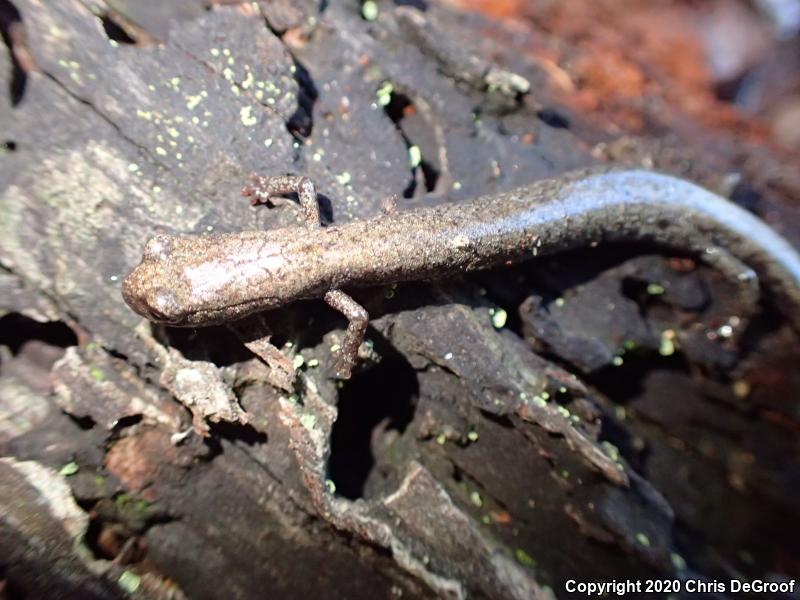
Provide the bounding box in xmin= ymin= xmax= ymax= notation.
xmin=122 ymin=169 xmax=800 ymax=377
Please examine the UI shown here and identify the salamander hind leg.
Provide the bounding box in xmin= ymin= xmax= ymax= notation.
xmin=324 ymin=290 xmax=369 ymax=379
xmin=242 ymin=174 xmax=322 ymax=228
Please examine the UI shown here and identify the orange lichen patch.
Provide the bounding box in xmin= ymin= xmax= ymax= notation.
xmin=617 ymin=7 xmax=712 ymax=92
xmin=104 ymin=428 xmax=178 ymax=499
xmin=571 ymin=49 xmax=646 ymax=101
xmin=451 ymin=0 xmax=779 ymax=145
xmin=440 ymin=0 xmax=528 ymax=20
xmin=568 ymin=48 xmax=648 ymax=131
xmin=489 ymin=509 xmax=512 ymax=524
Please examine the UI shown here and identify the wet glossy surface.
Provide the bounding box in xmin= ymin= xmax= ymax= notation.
xmin=122 ymin=169 xmax=800 ymax=329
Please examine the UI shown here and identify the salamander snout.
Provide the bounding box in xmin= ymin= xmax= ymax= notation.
xmin=122 ymin=266 xmax=185 ymax=325
xmin=143 ymin=288 xmax=183 ymax=323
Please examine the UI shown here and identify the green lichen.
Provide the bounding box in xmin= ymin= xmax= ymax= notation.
xmin=670 ymin=552 xmax=687 ymax=571
xmin=240 ymin=106 xmax=258 ymax=127
xmin=376 ymin=81 xmax=393 ymax=106
xmin=59 ymin=461 xmax=79 ymax=476
xmin=659 ymin=330 xmax=676 ymax=356
xmin=600 ymin=441 xmax=620 ymax=462
xmin=362 ymin=1 xmax=379 ymax=21
xmin=408 ymin=145 xmax=422 ymax=168
xmin=115 ymin=494 xmax=151 ymax=513
xmin=515 ymin=548 xmax=536 ymax=567
xmin=299 ymin=413 xmax=317 ymax=430
xmin=118 ymin=571 xmax=141 ymax=593
xmin=489 ymin=307 xmax=507 ymax=329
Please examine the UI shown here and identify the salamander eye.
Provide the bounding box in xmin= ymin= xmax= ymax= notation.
xmin=143 ymin=235 xmax=173 ymax=261
xmin=147 ymin=288 xmax=183 ymax=323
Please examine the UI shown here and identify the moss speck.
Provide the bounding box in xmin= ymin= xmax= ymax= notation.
xmin=240 ymin=106 xmax=258 ymax=127
xmin=376 ymin=81 xmax=393 ymax=106
xmin=59 ymin=462 xmax=79 ymax=476
xmin=670 ymin=552 xmax=687 ymax=571
xmin=659 ymin=330 xmax=676 ymax=356
xmin=118 ymin=571 xmax=141 ymax=593
xmin=515 ymin=548 xmax=536 ymax=567
xmin=408 ymin=145 xmax=422 ymax=168
xmin=361 ymin=1 xmax=379 ymax=21
xmin=299 ymin=413 xmax=316 ymax=430
xmin=489 ymin=307 xmax=507 ymax=329
xmin=600 ymin=441 xmax=620 ymax=462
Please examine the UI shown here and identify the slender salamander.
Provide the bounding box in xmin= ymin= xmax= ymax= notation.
xmin=122 ymin=169 xmax=800 ymax=377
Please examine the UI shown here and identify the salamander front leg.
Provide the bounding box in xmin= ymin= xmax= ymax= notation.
xmin=242 ymin=174 xmax=321 ymax=228
xmin=324 ymin=290 xmax=368 ymax=379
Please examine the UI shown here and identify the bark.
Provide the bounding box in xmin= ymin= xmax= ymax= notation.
xmin=1 ymin=1 xmax=799 ymax=599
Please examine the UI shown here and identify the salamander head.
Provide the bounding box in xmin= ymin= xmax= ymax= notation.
xmin=122 ymin=233 xmax=287 ymax=326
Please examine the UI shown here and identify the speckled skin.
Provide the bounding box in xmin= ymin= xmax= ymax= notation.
xmin=122 ymin=169 xmax=800 ymax=374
